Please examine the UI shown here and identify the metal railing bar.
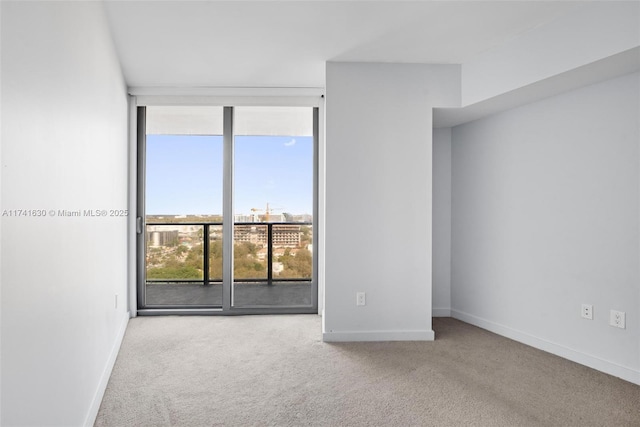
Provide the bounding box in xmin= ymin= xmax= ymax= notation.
xmin=145 ymin=221 xmax=313 ymax=285
xmin=145 ymin=221 xmax=311 ymax=226
xmin=203 ymin=224 xmax=210 ymax=285
xmin=267 ymin=223 xmax=273 ymax=285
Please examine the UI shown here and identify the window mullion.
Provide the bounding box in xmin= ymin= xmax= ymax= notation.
xmin=222 ymin=106 xmax=234 ymax=310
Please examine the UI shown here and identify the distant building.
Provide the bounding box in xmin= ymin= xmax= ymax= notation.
xmin=272 ymin=225 xmax=302 ymax=247
xmin=234 ymin=224 xmax=302 ymax=247
xmin=292 ymin=214 xmax=312 ymax=223
xmin=234 ymin=225 xmax=267 ymax=244
xmin=234 ymin=214 xmax=253 ymax=223
xmin=272 ymin=262 xmax=284 ymax=275
xmin=267 ymin=213 xmax=285 ymax=222
xmin=148 ymin=230 xmax=179 ymax=247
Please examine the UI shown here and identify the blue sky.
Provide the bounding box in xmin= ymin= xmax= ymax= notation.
xmin=145 ymin=134 xmax=312 ymax=216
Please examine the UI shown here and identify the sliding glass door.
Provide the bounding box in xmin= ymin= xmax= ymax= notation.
xmin=232 ymin=107 xmax=315 ymax=307
xmin=137 ymin=104 xmax=318 ymax=313
xmin=141 ymin=106 xmax=224 ymax=307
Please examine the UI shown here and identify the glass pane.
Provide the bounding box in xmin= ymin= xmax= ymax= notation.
xmin=144 ymin=106 xmax=223 ymax=307
xmin=232 ymin=107 xmax=313 ymax=307
xmin=145 ymin=134 xmax=223 ymax=219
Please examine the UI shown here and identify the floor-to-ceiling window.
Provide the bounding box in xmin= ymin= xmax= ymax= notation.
xmin=232 ymin=107 xmax=315 ymax=308
xmin=136 ymin=103 xmax=318 ymax=314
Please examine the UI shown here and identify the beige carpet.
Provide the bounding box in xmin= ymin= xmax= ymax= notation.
xmin=95 ymin=316 xmax=640 ymax=426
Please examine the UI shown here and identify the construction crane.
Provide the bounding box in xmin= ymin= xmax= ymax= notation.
xmin=250 ymin=203 xmax=282 ymax=222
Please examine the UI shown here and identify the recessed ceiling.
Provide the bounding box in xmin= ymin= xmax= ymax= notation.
xmin=104 ymin=1 xmax=582 ymax=89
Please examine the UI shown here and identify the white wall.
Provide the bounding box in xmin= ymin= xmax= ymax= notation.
xmin=432 ymin=128 xmax=452 ymax=316
xmin=1 ymin=2 xmax=130 ymax=425
xmin=451 ymin=73 xmax=640 ymax=384
xmin=0 ymin=1 xmax=3 ymax=422
xmin=462 ymin=2 xmax=640 ymax=105
xmin=323 ymin=62 xmax=459 ymax=341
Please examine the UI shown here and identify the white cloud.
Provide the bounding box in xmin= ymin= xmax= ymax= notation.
xmin=284 ymin=138 xmax=296 ymax=147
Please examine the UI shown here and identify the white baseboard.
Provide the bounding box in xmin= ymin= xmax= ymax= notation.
xmin=451 ymin=309 xmax=640 ymax=386
xmin=323 ymin=329 xmax=435 ymax=342
xmin=84 ymin=311 xmax=130 ymax=427
xmin=432 ymin=308 xmax=451 ymax=317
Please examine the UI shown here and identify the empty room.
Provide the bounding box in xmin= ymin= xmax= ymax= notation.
xmin=1 ymin=1 xmax=639 ymax=426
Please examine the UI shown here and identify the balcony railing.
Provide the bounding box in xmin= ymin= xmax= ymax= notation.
xmin=145 ymin=221 xmax=313 ymax=285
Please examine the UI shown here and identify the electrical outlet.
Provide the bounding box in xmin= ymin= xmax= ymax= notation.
xmin=356 ymin=292 xmax=366 ymax=306
xmin=609 ymin=310 xmax=625 ymax=329
xmin=581 ymin=304 xmax=593 ymax=320
xmin=115 ymin=294 xmax=119 ymax=309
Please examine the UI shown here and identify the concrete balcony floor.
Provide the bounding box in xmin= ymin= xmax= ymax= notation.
xmin=145 ymin=282 xmax=312 ymax=307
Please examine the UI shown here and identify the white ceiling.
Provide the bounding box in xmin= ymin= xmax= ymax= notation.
xmin=104 ymin=1 xmax=582 ymax=89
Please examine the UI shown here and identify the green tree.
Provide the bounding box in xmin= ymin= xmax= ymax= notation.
xmin=209 ymin=240 xmax=223 ymax=280
xmin=147 ymin=265 xmax=202 ymax=280
xmin=233 ymin=242 xmax=266 ymax=279
xmin=185 ymin=244 xmax=203 ymax=270
xmin=279 ymin=248 xmax=312 ymax=279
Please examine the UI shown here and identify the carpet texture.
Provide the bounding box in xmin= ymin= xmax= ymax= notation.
xmin=95 ymin=316 xmax=640 ymax=426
